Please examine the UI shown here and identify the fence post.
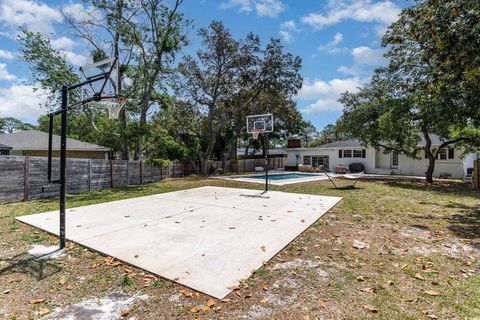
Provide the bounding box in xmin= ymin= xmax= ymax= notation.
xmin=88 ymin=159 xmax=92 ymax=192
xmin=110 ymin=159 xmax=114 ymax=188
xmin=23 ymin=157 xmax=29 ymax=201
xmin=474 ymin=160 xmax=479 ymax=190
xmin=140 ymin=160 xmax=144 ymax=185
xmin=160 ymin=165 xmax=163 ymax=180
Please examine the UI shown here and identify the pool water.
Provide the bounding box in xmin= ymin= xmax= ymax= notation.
xmin=244 ymin=173 xmax=321 ymax=180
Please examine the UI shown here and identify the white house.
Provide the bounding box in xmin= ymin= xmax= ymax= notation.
xmin=286 ymin=135 xmax=478 ymax=179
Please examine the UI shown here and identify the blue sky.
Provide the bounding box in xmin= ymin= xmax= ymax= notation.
xmin=0 ymin=0 xmax=408 ymax=131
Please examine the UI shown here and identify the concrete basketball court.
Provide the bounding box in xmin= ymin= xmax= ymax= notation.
xmin=17 ymin=186 xmax=341 ymax=299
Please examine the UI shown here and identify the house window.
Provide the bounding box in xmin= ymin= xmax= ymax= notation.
xmin=392 ymin=151 xmax=399 ymax=167
xmin=448 ymin=147 xmax=454 ymax=159
xmin=0 ymin=150 xmax=9 ymax=155
xmin=311 ymin=156 xmax=329 ymax=169
xmin=353 ymin=150 xmax=362 ymax=158
xmin=338 ymin=150 xmax=343 ymax=158
xmin=343 ymin=150 xmax=352 ymax=158
xmin=362 ymin=149 xmax=366 ymax=158
xmin=439 ymin=148 xmax=447 ymax=160
xmin=303 ymin=156 xmax=311 ymax=165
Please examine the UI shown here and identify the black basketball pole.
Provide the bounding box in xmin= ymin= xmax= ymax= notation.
xmin=264 ymin=133 xmax=269 ymax=193
xmin=59 ymin=85 xmax=68 ymax=249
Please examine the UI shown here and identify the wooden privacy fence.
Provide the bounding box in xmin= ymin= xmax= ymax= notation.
xmin=209 ymin=157 xmax=287 ymax=173
xmin=0 ymin=156 xmax=184 ymax=204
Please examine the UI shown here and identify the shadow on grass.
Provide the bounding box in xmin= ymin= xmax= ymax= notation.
xmin=0 ymin=250 xmax=62 ymax=280
xmin=445 ymin=205 xmax=480 ymax=241
xmin=384 ymin=180 xmax=478 ymax=197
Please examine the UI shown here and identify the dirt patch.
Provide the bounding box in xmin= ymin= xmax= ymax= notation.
xmin=43 ymin=293 xmax=148 ymax=320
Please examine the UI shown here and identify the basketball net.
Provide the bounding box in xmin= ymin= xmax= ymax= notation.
xmin=97 ymin=97 xmax=127 ymax=119
xmin=251 ymin=129 xmax=262 ymax=140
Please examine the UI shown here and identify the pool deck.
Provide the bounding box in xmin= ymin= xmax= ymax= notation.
xmin=213 ymin=171 xmax=331 ymax=186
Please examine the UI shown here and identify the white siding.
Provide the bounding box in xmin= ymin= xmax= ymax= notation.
xmin=287 ymin=147 xmax=374 ymax=172
xmin=287 ymin=146 xmax=469 ymax=178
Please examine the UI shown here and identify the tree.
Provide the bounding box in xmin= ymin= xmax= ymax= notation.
xmin=177 ymin=22 xmax=303 ymax=173
xmin=19 ymin=0 xmax=189 ymax=160
xmin=0 ymin=118 xmax=35 ymax=133
xmin=297 ymin=120 xmax=318 ymax=146
xmin=337 ymin=0 xmax=480 ymax=183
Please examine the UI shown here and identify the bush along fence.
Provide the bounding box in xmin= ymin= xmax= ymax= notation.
xmin=0 ymin=156 xmax=184 ymax=204
xmin=206 ymin=157 xmax=287 ymax=173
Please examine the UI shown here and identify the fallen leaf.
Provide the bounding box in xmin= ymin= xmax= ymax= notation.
xmin=38 ymin=308 xmax=50 ymax=316
xmin=66 ymin=284 xmax=74 ymax=290
xmin=203 ymin=305 xmax=210 ymax=312
xmin=260 ymin=245 xmax=266 ymax=252
xmin=190 ymin=306 xmax=201 ymax=313
xmin=3 ymin=289 xmax=10 ymax=294
xmin=318 ymin=299 xmax=326 ymax=308
xmin=30 ymin=298 xmax=45 ymax=304
xmin=59 ymin=278 xmax=66 ymax=285
xmin=400 ymin=263 xmax=409 ymax=270
xmin=363 ymin=305 xmax=378 ymax=313
xmin=134 ymin=254 xmax=139 ymax=258
xmin=387 ymin=280 xmax=394 ymax=286
xmin=356 ymin=275 xmax=366 ymax=282
xmin=414 ymin=273 xmax=425 ymax=281
xmin=423 ymin=290 xmax=440 ymax=296
xmin=261 ymin=284 xmax=268 ymax=291
xmin=261 ymin=297 xmax=269 ymax=304
xmin=120 ymin=310 xmax=129 ymax=317
xmin=221 ymin=298 xmax=231 ymax=303
xmin=360 ymin=287 xmax=376 ymax=293
xmin=179 ymin=289 xmax=193 ymax=298
xmin=207 ymin=299 xmax=215 ymax=307
xmin=426 ymin=314 xmax=439 ymax=319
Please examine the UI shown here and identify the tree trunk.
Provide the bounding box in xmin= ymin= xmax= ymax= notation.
xmin=422 ymin=126 xmax=435 ymax=184
xmin=425 ymin=156 xmax=435 ymax=184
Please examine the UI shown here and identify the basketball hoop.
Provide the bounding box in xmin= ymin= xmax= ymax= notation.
xmin=251 ymin=129 xmax=262 ymax=140
xmin=95 ymin=97 xmax=127 ymax=119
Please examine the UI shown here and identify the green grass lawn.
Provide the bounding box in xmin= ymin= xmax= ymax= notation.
xmin=0 ymin=177 xmax=479 ymax=319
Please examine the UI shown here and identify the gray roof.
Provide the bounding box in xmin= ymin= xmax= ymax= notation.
xmin=0 ymin=142 xmax=11 ymax=150
xmin=319 ymin=139 xmax=364 ymax=148
xmin=0 ymin=130 xmax=110 ymax=151
xmin=317 ymin=134 xmax=445 ymax=149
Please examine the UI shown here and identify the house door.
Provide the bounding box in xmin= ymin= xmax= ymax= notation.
xmin=391 ymin=151 xmax=399 ymax=169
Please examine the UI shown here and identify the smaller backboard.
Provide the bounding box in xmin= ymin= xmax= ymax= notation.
xmin=79 ymin=57 xmax=119 ymax=101
xmin=247 ymin=113 xmax=274 ymax=134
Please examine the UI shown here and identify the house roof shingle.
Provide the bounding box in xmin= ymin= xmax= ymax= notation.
xmin=0 ymin=130 xmax=110 ymax=151
xmin=0 ymin=142 xmax=11 ymax=150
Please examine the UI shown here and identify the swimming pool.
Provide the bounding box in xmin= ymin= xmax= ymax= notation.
xmin=245 ymin=173 xmax=321 ymax=180
xmin=215 ymin=172 xmax=329 ymax=185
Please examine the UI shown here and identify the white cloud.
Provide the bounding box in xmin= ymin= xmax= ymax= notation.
xmin=62 ymin=51 xmax=88 ymax=67
xmin=279 ymin=19 xmax=299 ymax=43
xmin=279 ymin=30 xmax=293 ymax=43
xmin=0 ymin=0 xmax=62 ymax=34
xmin=351 ymin=46 xmax=386 ymax=65
xmin=0 ymin=84 xmax=47 ymax=121
xmin=51 ymin=37 xmax=75 ymax=50
xmin=298 ymin=78 xmax=363 ymax=114
xmin=301 ymin=0 xmax=400 ymax=34
xmin=62 ymin=3 xmax=102 ymax=24
xmin=0 ymin=63 xmax=16 ymax=81
xmin=220 ymin=0 xmax=285 ymax=18
xmin=280 ymin=20 xmax=297 ymax=31
xmin=338 ymin=46 xmax=387 ymax=76
xmin=317 ymin=32 xmax=346 ymax=54
xmin=0 ymin=49 xmax=14 ymax=59
xmin=255 ymin=0 xmax=285 ymax=18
